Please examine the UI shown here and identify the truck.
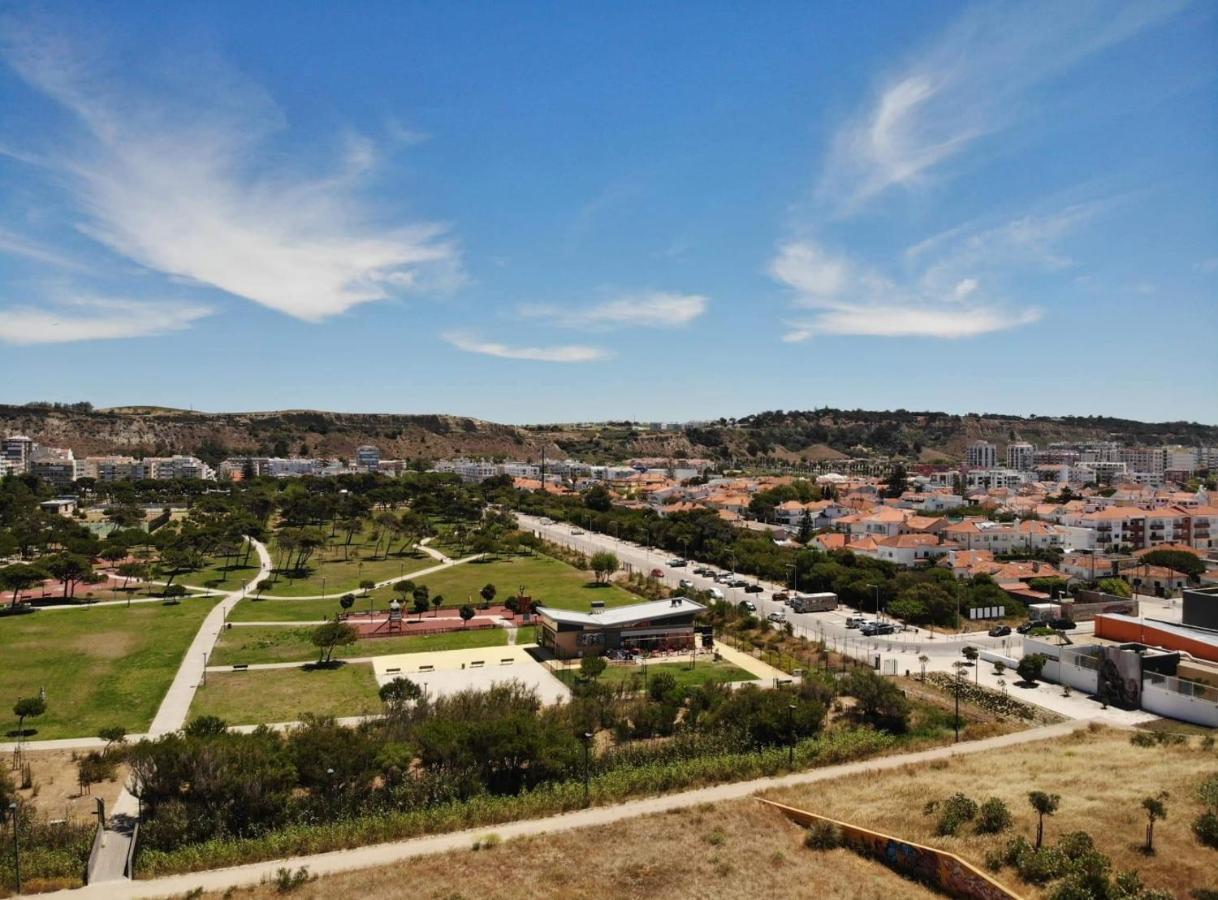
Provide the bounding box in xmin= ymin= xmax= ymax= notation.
xmin=790 ymin=592 xmax=837 ymax=613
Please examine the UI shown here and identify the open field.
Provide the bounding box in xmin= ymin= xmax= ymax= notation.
xmin=374 ymin=553 xmax=641 ymax=612
xmin=211 ymin=626 xmax=509 ymax=666
xmin=206 ymin=793 xmax=939 ymax=900
xmin=555 ymin=659 xmax=756 ymax=691
xmin=189 ymin=663 xmax=382 ymax=726
xmin=177 ymin=559 xmax=260 ymax=591
xmin=0 ymin=598 xmax=220 ymax=739
xmin=765 ymin=725 xmax=1218 ymax=898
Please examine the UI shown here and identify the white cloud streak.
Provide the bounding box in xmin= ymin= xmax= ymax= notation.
xmin=818 ymin=1 xmax=1185 ymax=213
xmin=442 ymin=332 xmax=612 ymax=363
xmin=518 ymin=291 xmax=708 ymax=329
xmin=0 ymin=297 xmax=212 ymax=344
xmin=0 ymin=19 xmax=457 ymax=322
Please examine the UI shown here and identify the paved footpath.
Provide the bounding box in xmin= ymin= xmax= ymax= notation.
xmin=37 ymin=719 xmax=1089 ymax=899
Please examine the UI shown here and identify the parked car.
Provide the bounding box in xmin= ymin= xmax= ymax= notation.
xmin=772 ymin=591 xmax=790 ymax=604
xmin=744 ymin=583 xmax=764 ymax=594
xmin=859 ymin=623 xmax=878 ymax=636
xmin=649 ymin=568 xmax=664 ymax=579
xmin=693 ymin=567 xmax=712 ymax=576
xmin=728 ymin=577 xmax=748 ymax=588
xmin=1015 ymin=621 xmax=1037 ymax=634
xmin=874 ymin=623 xmax=897 ymax=635
xmin=845 ymin=617 xmax=864 ymax=629
xmin=740 ymin=600 xmax=757 ymax=612
xmin=988 ymin=625 xmax=1012 ymax=637
xmin=668 ymin=558 xmax=688 ymax=568
xmin=767 ymin=611 xmax=786 ymax=623
xmin=678 ymin=578 xmax=694 ymax=589
xmin=708 ymin=587 xmax=725 ymax=601
xmin=571 ymin=528 xmax=584 ymax=535
xmin=1048 ymin=618 xmax=1077 ymax=631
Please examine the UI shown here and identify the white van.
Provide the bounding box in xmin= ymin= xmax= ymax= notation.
xmin=707 ymin=587 xmax=725 ymax=601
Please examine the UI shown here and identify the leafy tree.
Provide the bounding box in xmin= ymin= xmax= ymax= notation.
xmin=43 ymin=552 xmax=93 ymax=599
xmin=431 ymin=593 xmax=445 ymax=616
xmin=648 ymin=671 xmax=679 ymax=704
xmin=97 ymin=725 xmax=127 ymax=752
xmin=0 ymin=563 xmax=48 ymax=609
xmin=590 ymin=551 xmax=619 ymax=584
xmin=310 ymin=620 xmax=358 ymax=664
xmin=411 ymin=585 xmax=430 ymax=620
xmin=583 ymin=484 xmax=613 ymax=512
xmin=579 ymin=655 xmax=607 ymax=680
xmin=935 ymin=793 xmax=978 ymax=836
xmin=883 ymin=464 xmax=908 ymax=499
xmin=1096 ymin=577 xmax=1132 ymax=598
xmin=976 ymin=797 xmax=1013 ymax=834
xmin=1028 ymin=790 xmax=1061 ymax=849
xmin=359 ymin=579 xmax=375 ymax=595
xmin=1139 ymin=550 xmax=1204 ymax=579
xmin=1017 ymin=653 xmax=1047 ymax=685
xmin=13 ymin=696 xmax=46 ymax=736
xmin=339 ymin=593 xmax=356 ymax=612
xmin=796 ymin=510 xmax=813 ymax=544
xmin=480 ymin=583 xmax=497 ymax=605
xmin=162 ymin=583 xmax=188 ymax=601
xmin=1142 ymin=792 xmax=1167 ymax=853
xmin=378 ymin=677 xmax=422 ymax=708
xmin=843 ymin=668 xmax=910 ymax=732
xmin=459 ymin=604 xmax=476 ymax=627
xmin=183 ymin=715 xmax=228 ymax=736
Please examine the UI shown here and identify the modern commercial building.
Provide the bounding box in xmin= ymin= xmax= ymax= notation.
xmin=535 ymin=597 xmax=706 ymax=660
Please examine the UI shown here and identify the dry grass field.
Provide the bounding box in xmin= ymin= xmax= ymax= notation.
xmin=206 ymin=726 xmax=1218 ymax=900
xmin=765 ymin=724 xmax=1218 ymax=898
xmin=208 ymin=799 xmax=940 ymax=900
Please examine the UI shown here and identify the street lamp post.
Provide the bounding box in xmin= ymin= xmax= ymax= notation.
xmin=870 ymin=584 xmax=881 ymax=620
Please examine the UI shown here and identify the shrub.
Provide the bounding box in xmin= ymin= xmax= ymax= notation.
xmin=1056 ymin=830 xmax=1094 ymax=860
xmin=976 ymin=797 xmax=1013 ymax=834
xmin=1017 ymin=846 xmax=1069 ymax=884
xmin=1194 ymin=810 xmax=1218 ymax=850
xmin=273 ymin=866 xmax=313 ymax=892
xmin=804 ymin=820 xmax=840 ymax=850
xmin=936 ymin=792 xmax=978 ymax=836
xmin=1130 ymin=731 xmax=1157 ymax=748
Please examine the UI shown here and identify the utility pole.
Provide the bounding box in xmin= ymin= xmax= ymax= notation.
xmin=9 ymin=802 xmax=19 ymax=895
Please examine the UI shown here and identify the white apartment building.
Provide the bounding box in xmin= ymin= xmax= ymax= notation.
xmin=82 ymin=456 xmax=149 ymax=481
xmin=966 ymin=440 xmax=997 ymax=469
xmin=1006 ymin=441 xmax=1035 ymax=471
xmin=3 ymin=435 xmax=34 ymax=472
xmin=966 ymin=468 xmax=1029 ymax=491
xmin=355 ymin=445 xmax=381 ymax=470
xmin=147 ymin=455 xmax=211 ymax=480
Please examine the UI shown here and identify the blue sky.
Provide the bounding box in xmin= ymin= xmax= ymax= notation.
xmin=1 ymin=1 xmax=1215 ymax=424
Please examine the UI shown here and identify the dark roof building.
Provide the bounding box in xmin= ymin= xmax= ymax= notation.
xmin=535 ymin=597 xmax=705 ymax=660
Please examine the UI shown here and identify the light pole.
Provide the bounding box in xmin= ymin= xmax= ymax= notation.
xmin=869 ymin=584 xmax=881 ymax=620
xmin=8 ymin=801 xmax=19 ymax=895
xmin=581 ymin=732 xmax=593 ymax=807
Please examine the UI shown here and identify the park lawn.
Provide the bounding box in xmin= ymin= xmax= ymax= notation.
xmin=0 ymin=597 xmax=220 ymax=740
xmin=189 ymin=663 xmax=381 ymax=726
xmin=375 ymin=554 xmax=640 ymax=613
xmin=515 ymin=624 xmax=538 ymax=645
xmin=259 ymin=534 xmax=436 ymax=598
xmin=555 ymin=659 xmax=756 ymax=691
xmin=227 ymin=594 xmax=363 ymax=623
xmin=178 ymin=558 xmax=261 ymax=592
xmin=211 ymin=626 xmax=508 ymax=666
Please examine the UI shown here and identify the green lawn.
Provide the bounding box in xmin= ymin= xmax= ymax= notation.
xmin=515 ymin=625 xmax=538 ymax=645
xmin=211 ymin=626 xmax=509 ymax=666
xmin=377 ymin=554 xmax=641 ymax=612
xmin=0 ymin=598 xmax=220 ymax=740
xmin=176 ymin=559 xmax=261 ymax=592
xmin=189 ymin=663 xmax=381 ymax=726
xmin=228 ymin=554 xmax=639 ymax=622
xmin=554 ymin=660 xmax=756 ymax=692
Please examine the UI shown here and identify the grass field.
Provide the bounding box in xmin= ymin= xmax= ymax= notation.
xmin=515 ymin=624 xmax=538 ymax=645
xmin=177 ymin=559 xmax=260 ymax=592
xmin=211 ymin=626 xmax=509 ymax=666
xmin=766 ymin=725 xmax=1218 ymax=898
xmin=189 ymin=662 xmax=381 ymax=726
xmin=205 ymin=790 xmax=938 ymax=900
xmin=228 ymin=554 xmax=639 ymax=622
xmin=376 ymin=553 xmax=641 ymax=612
xmin=0 ymin=598 xmax=220 ymax=740
xmin=555 ymin=659 xmax=756 ymax=691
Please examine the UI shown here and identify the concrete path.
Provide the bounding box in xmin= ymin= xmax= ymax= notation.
xmin=42 ymin=719 xmax=1090 ymax=899
xmin=714 ymin=641 xmax=794 ymax=684
xmin=416 ymin=538 xmax=452 ymax=564
xmin=83 ymin=537 xmax=274 ymax=886
xmin=258 ymin=553 xmax=483 ymax=600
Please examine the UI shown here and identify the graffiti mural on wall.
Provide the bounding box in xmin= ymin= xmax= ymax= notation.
xmin=760 ymin=799 xmax=1022 ymax=900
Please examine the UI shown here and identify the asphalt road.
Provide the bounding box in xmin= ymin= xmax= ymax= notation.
xmin=517 ymin=512 xmax=1022 ymax=661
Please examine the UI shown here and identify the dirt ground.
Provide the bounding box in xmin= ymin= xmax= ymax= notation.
xmin=208 ymin=800 xmax=939 ymax=900
xmin=10 ymin=748 xmax=128 ymax=826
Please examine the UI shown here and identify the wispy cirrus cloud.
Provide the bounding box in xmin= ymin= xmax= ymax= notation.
xmin=818 ymin=1 xmax=1185 ymax=214
xmin=442 ymin=332 xmax=612 ymax=363
xmin=518 ymin=291 xmax=708 ymax=330
xmin=0 ymin=17 xmax=458 ymax=322
xmin=0 ymin=229 xmax=91 ymax=271
xmin=0 ymin=296 xmax=211 ymax=344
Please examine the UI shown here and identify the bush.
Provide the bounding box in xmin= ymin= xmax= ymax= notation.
xmin=1194 ymin=810 xmax=1218 ymax=850
xmin=1056 ymin=830 xmax=1094 ymax=860
xmin=976 ymin=797 xmax=1013 ymax=834
xmin=1017 ymin=846 xmax=1069 ymax=884
xmin=935 ymin=792 xmax=978 ymax=836
xmin=804 ymin=820 xmax=840 ymax=850
xmin=1017 ymin=653 xmax=1047 ymax=685
xmin=1130 ymin=731 xmax=1157 ymax=748
xmin=273 ymin=866 xmax=313 ymax=892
